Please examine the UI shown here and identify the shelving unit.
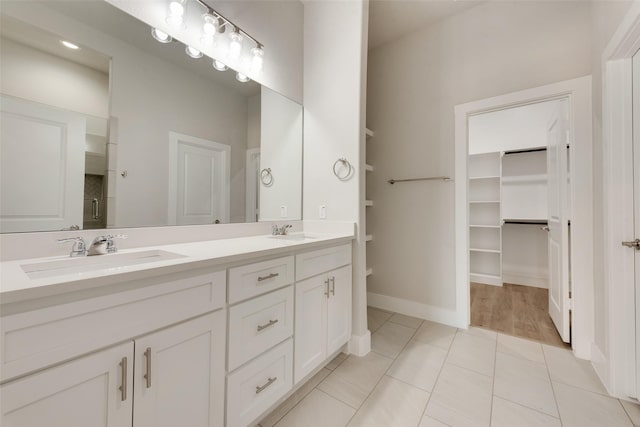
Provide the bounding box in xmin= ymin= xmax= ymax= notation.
xmin=365 ymin=128 xmax=374 ymax=279
xmin=468 ymin=152 xmax=502 ymax=286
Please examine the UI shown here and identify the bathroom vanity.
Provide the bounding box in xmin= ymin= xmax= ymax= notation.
xmin=0 ymin=231 xmax=354 ymax=427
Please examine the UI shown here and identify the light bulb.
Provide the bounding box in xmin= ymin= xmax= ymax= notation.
xmin=185 ymin=46 xmax=203 ymax=58
xmin=251 ymin=46 xmax=264 ymax=74
xmin=61 ymin=40 xmax=80 ymax=50
xmin=201 ymin=14 xmax=218 ymax=45
xmin=151 ymin=28 xmax=172 ymax=43
xmin=236 ymin=72 xmax=250 ymax=83
xmin=212 ymin=60 xmax=228 ymax=71
xmin=167 ymin=0 xmax=186 ymax=28
xmin=228 ymin=31 xmax=243 ymax=61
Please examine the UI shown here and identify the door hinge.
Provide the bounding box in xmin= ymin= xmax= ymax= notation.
xmin=568 ymin=297 xmax=574 ymax=311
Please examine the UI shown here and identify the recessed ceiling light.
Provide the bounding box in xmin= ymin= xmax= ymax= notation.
xmin=236 ymin=72 xmax=250 ymax=83
xmin=61 ymin=40 xmax=80 ymax=50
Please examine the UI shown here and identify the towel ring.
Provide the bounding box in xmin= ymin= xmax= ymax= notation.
xmin=260 ymin=168 xmax=273 ymax=186
xmin=333 ymin=158 xmax=353 ymax=181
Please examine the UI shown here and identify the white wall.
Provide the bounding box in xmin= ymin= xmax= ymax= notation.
xmin=366 ymin=1 xmax=592 ymax=321
xmin=0 ymin=38 xmax=108 ymax=118
xmin=303 ymin=0 xmax=370 ymax=354
xmin=468 ymin=100 xmax=560 ymax=155
xmin=502 ymin=224 xmax=548 ymax=288
xmin=259 ymin=87 xmax=302 ymax=221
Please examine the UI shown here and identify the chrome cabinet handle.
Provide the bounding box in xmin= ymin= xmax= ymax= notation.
xmin=144 ymin=347 xmax=152 ymax=388
xmin=257 ymin=272 xmax=279 ymax=282
xmin=324 ymin=278 xmax=330 ymax=297
xmin=255 ymin=377 xmax=277 ymax=394
xmin=257 ymin=319 xmax=279 ymax=332
xmin=119 ymin=357 xmax=128 ymax=401
xmin=330 ymin=277 xmax=336 ymax=296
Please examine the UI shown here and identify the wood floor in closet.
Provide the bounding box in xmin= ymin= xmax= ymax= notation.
xmin=470 ymin=282 xmax=570 ymax=348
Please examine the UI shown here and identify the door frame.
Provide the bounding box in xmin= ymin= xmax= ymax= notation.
xmin=245 ymin=148 xmax=260 ymax=222
xmin=599 ymin=2 xmax=640 ymax=399
xmin=167 ymin=131 xmax=230 ymax=225
xmin=454 ymin=76 xmax=593 ymax=358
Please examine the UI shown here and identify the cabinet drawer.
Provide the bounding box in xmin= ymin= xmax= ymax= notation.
xmin=228 ymin=256 xmax=294 ymax=304
xmin=1 ymin=270 xmax=226 ymax=383
xmin=296 ymin=244 xmax=352 ymax=281
xmin=227 ymin=338 xmax=293 ymax=427
xmin=228 ymin=286 xmax=294 ymax=371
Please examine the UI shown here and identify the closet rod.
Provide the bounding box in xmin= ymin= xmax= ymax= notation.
xmin=503 ymin=147 xmax=547 ymax=155
xmin=503 ymin=219 xmax=548 ymax=225
xmin=388 ymin=176 xmax=452 ymax=184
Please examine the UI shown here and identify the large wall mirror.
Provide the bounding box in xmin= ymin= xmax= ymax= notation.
xmin=0 ymin=0 xmax=302 ymax=233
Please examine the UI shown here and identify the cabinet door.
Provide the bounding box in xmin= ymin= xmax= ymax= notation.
xmin=327 ymin=265 xmax=352 ymax=355
xmin=294 ymin=275 xmax=328 ymax=383
xmin=133 ymin=311 xmax=225 ymax=427
xmin=1 ymin=342 xmax=133 ymax=427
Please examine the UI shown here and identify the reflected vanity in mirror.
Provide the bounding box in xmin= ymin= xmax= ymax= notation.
xmin=0 ymin=0 xmax=302 ymax=233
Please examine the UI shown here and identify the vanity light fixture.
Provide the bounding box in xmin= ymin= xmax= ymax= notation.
xmin=236 ymin=72 xmax=250 ymax=83
xmin=151 ymin=28 xmax=173 ymax=43
xmin=228 ymin=29 xmax=243 ymax=61
xmin=61 ymin=40 xmax=80 ymax=50
xmin=185 ymin=45 xmax=203 ymax=58
xmin=201 ymin=13 xmax=219 ymax=45
xmin=212 ymin=59 xmax=228 ymax=71
xmin=166 ymin=0 xmax=187 ymax=28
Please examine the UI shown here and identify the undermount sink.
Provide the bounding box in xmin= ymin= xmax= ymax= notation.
xmin=268 ymin=233 xmax=320 ymax=241
xmin=21 ymin=250 xmax=186 ymax=279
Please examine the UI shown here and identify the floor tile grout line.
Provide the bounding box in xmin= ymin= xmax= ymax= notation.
xmin=414 ymin=324 xmax=458 ymax=427
xmin=620 ymin=399 xmax=640 ymax=426
xmin=541 ymin=343 xmax=564 ymax=427
xmin=488 ymin=329 xmax=498 ymax=427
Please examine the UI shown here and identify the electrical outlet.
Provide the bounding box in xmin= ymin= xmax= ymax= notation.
xmin=280 ymin=205 xmax=287 ymax=218
xmin=319 ymin=205 xmax=327 ymax=219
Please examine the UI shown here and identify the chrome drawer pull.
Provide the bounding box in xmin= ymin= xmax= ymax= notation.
xmin=257 ymin=319 xmax=279 ymax=332
xmin=255 ymin=376 xmax=278 ymax=394
xmin=324 ymin=279 xmax=330 ymax=297
xmin=144 ymin=347 xmax=152 ymax=388
xmin=257 ymin=272 xmax=279 ymax=282
xmin=330 ymin=277 xmax=336 ymax=296
xmin=119 ymin=357 xmax=127 ymax=401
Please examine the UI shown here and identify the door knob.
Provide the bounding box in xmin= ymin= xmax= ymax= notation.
xmin=622 ymin=239 xmax=640 ymax=249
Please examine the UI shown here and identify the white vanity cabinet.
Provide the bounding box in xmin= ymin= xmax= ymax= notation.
xmin=294 ymin=245 xmax=352 ymax=383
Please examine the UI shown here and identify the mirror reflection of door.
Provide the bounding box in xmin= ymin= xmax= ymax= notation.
xmin=168 ymin=132 xmax=230 ymax=226
xmin=246 ymin=148 xmax=261 ymax=222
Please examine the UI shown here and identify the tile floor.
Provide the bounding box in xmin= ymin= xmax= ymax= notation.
xmin=257 ymin=307 xmax=640 ymax=427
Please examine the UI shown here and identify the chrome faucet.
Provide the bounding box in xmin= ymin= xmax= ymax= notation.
xmin=88 ymin=234 xmax=128 ymax=256
xmin=272 ymin=224 xmax=292 ymax=236
xmin=57 ymin=237 xmax=87 ymax=257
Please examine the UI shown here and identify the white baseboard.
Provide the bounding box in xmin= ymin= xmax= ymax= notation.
xmin=348 ymin=330 xmax=371 ymax=356
xmin=470 ymin=273 xmax=502 ymax=286
xmin=502 ymin=270 xmax=548 ymax=288
xmin=367 ymin=292 xmax=465 ymax=328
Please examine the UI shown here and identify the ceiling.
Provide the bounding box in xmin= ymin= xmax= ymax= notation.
xmin=368 ymin=0 xmax=484 ymax=50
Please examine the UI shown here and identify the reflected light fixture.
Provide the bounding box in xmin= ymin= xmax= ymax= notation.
xmin=212 ymin=59 xmax=228 ymax=71
xmin=251 ymin=45 xmax=264 ymax=74
xmin=167 ymin=0 xmax=186 ymax=28
xmin=228 ymin=29 xmax=243 ymax=61
xmin=185 ymin=46 xmax=203 ymax=58
xmin=61 ymin=40 xmax=80 ymax=50
xmin=236 ymin=72 xmax=250 ymax=83
xmin=151 ymin=28 xmax=172 ymax=43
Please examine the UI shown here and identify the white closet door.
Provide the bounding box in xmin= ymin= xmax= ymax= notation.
xmin=0 ymin=95 xmax=85 ymax=232
xmin=632 ymin=48 xmax=640 ymax=398
xmin=547 ymin=99 xmax=570 ymax=343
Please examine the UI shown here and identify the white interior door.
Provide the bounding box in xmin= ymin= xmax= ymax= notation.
xmin=168 ymin=132 xmax=230 ymax=225
xmin=547 ymin=99 xmax=571 ymax=343
xmin=632 ymin=49 xmax=640 ymax=398
xmin=0 ymin=95 xmax=85 ymax=232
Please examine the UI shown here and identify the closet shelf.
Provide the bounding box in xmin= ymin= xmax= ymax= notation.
xmin=501 ymin=174 xmax=547 ymax=184
xmin=365 ymin=200 xmax=373 ymax=206
xmin=365 ymin=164 xmax=374 ymax=172
xmin=470 ymin=248 xmax=501 ymax=254
xmin=365 ymin=128 xmax=375 ymax=138
xmin=469 ymin=224 xmax=501 ymax=229
xmin=469 ymin=200 xmax=500 ymax=204
xmin=365 ymin=234 xmax=373 ymax=242
xmin=469 ymin=175 xmax=500 ymax=180
xmin=366 ymin=268 xmax=373 ymax=276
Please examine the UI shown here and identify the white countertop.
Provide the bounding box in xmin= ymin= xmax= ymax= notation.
xmin=0 ymin=231 xmax=354 ymax=305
